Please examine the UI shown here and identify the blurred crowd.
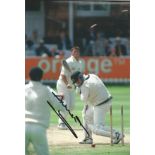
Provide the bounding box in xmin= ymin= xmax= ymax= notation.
xmin=25 ymin=29 xmax=130 ymax=58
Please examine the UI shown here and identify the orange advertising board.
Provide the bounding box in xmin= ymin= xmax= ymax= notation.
xmin=25 ymin=57 xmax=130 ymax=80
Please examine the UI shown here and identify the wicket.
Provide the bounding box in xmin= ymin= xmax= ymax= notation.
xmin=110 ymin=105 xmax=124 ymax=146
xmin=110 ymin=105 xmax=113 ymax=146
xmin=121 ymin=105 xmax=124 ymax=145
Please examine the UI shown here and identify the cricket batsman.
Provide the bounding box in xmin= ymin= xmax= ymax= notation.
xmin=71 ymin=71 xmax=124 ymax=144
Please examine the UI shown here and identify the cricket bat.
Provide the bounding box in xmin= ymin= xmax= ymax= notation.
xmin=62 ymin=59 xmax=72 ymax=73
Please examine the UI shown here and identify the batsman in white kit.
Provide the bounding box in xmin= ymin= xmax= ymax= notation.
xmin=57 ymin=46 xmax=83 ymax=129
xmin=71 ymin=71 xmax=124 ymax=144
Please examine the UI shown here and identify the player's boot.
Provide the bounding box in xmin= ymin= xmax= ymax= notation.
xmin=79 ymin=137 xmax=93 ymax=144
xmin=113 ymin=132 xmax=124 ymax=144
xmin=58 ymin=123 xmax=68 ymax=130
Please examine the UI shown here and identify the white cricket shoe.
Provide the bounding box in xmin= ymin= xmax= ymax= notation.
xmin=113 ymin=132 xmax=124 ymax=144
xmin=58 ymin=123 xmax=68 ymax=130
xmin=79 ymin=137 xmax=93 ymax=144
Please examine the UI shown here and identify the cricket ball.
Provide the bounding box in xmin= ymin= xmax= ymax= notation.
xmin=89 ymin=24 xmax=98 ymax=31
xmin=91 ymin=144 xmax=96 ymax=148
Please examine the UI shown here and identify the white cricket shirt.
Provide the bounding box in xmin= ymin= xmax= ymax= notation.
xmin=80 ymin=74 xmax=111 ymax=106
xmin=25 ymin=81 xmax=66 ymax=128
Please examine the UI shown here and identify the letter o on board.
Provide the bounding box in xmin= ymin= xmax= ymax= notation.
xmin=38 ymin=59 xmax=50 ymax=73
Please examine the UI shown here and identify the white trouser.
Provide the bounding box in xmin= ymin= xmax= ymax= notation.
xmin=82 ymin=101 xmax=117 ymax=139
xmin=25 ymin=122 xmax=49 ymax=155
xmin=82 ymin=105 xmax=94 ymax=139
xmin=57 ymin=80 xmax=75 ymax=124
